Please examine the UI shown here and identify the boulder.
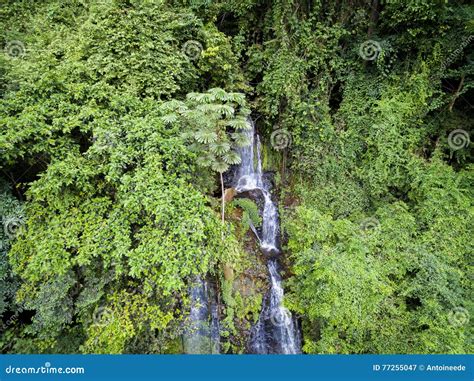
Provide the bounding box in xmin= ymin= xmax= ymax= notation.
xmin=234 ymin=187 xmax=266 ymax=210
xmin=224 ymin=188 xmax=237 ymax=203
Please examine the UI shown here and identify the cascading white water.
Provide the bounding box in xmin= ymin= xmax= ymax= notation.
xmin=183 ymin=277 xmax=220 ymax=354
xmin=236 ymin=125 xmax=278 ymax=255
xmin=235 ymin=122 xmax=262 ymax=191
xmin=265 ymin=260 xmax=300 ymax=354
xmin=235 ymin=119 xmax=300 ymax=354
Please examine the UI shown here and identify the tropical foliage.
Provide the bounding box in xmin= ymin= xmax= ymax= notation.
xmin=0 ymin=0 xmax=472 ymax=354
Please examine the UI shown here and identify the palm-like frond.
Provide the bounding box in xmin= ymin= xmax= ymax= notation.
xmin=229 ymin=92 xmax=246 ymax=105
xmin=231 ymin=132 xmax=251 ymax=147
xmin=161 ymin=113 xmax=178 ymax=125
xmin=227 ymin=117 xmax=250 ymax=130
xmin=211 ymin=160 xmax=229 ymax=173
xmin=196 ymin=153 xmax=214 ymax=167
xmin=210 ymin=141 xmax=231 ymax=155
xmin=208 ymin=88 xmax=229 ymax=102
xmin=180 ymin=131 xmax=194 ymax=140
xmin=196 ymin=103 xmax=223 ymax=114
xmin=217 ymin=104 xmax=235 ymax=118
xmin=195 ymin=129 xmax=218 ymax=144
xmin=186 ymin=92 xmax=199 ymax=102
xmin=159 ymin=100 xmax=187 ymax=113
xmin=223 ymin=150 xmax=241 ymax=165
xmin=187 ymin=92 xmax=214 ymax=104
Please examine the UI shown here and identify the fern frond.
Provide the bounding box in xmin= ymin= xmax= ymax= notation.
xmin=210 ymin=141 xmax=231 ymax=155
xmin=161 ymin=113 xmax=178 ymax=125
xmin=228 ymin=117 xmax=251 ymax=130
xmin=231 ymin=132 xmax=251 ymax=147
xmin=232 ymin=198 xmax=262 ymax=227
xmin=222 ymin=150 xmax=241 ymax=165
xmin=217 ymin=105 xmax=235 ymax=118
xmin=211 ymin=160 xmax=229 ymax=173
xmin=195 ymin=129 xmax=218 ymax=144
xmin=208 ymin=88 xmax=229 ymax=102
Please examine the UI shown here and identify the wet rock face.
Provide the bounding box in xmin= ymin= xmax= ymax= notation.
xmin=224 ymin=188 xmax=237 ymax=203
xmin=233 ymin=188 xmax=282 ymax=255
xmin=261 ymin=245 xmax=280 ymax=258
xmin=232 ymin=119 xmax=300 ymax=354
xmin=223 ymin=165 xmax=238 ymax=188
xmin=234 ymin=188 xmax=266 ymax=209
xmin=261 ymin=172 xmax=276 ymax=191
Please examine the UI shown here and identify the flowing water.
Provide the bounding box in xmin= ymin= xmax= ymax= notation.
xmin=235 ymin=120 xmax=301 ymax=354
xmin=183 ymin=277 xmax=220 ymax=354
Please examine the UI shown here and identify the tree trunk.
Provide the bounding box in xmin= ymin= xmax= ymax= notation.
xmin=368 ymin=0 xmax=379 ymax=38
xmin=220 ymin=171 xmax=225 ymax=226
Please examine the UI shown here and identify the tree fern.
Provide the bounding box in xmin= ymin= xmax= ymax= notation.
xmin=231 ymin=132 xmax=251 ymax=147
xmin=161 ymin=113 xmax=178 ymax=125
xmin=227 ymin=117 xmax=251 ymax=130
xmin=211 ymin=160 xmax=229 ymax=173
xmin=195 ymin=129 xmax=218 ymax=144
xmin=210 ymin=141 xmax=231 ymax=155
xmin=159 ymin=87 xmax=250 ymax=225
xmin=222 ymin=151 xmax=241 ymax=165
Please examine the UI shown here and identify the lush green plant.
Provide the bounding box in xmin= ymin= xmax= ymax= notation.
xmin=0 ymin=0 xmax=472 ymax=355
xmin=159 ymin=88 xmax=251 ymax=225
xmin=230 ymin=198 xmax=262 ymax=232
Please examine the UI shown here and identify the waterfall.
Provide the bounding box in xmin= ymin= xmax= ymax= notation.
xmin=183 ymin=277 xmax=220 ymax=354
xmin=235 ymin=119 xmax=301 ymax=354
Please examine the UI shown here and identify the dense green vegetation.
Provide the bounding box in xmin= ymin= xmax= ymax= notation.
xmin=1 ymin=0 xmax=472 ymax=354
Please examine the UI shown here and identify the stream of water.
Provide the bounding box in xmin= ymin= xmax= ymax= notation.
xmin=183 ymin=277 xmax=220 ymax=354
xmin=184 ymin=119 xmax=300 ymax=354
xmin=235 ymin=120 xmax=301 ymax=354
